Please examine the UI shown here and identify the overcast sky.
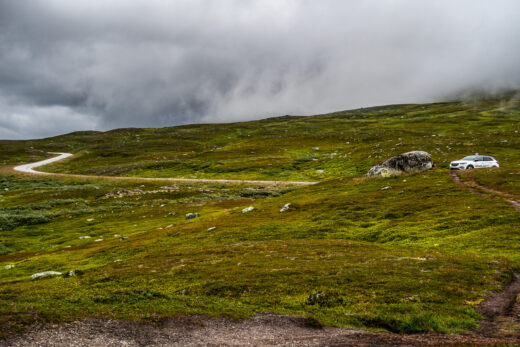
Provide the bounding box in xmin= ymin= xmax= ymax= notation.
xmin=1 ymin=1 xmax=519 ymax=139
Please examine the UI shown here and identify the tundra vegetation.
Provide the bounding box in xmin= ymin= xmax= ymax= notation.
xmin=0 ymin=97 xmax=519 ymax=337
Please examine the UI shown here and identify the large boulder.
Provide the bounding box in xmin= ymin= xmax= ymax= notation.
xmin=367 ymin=151 xmax=433 ymax=177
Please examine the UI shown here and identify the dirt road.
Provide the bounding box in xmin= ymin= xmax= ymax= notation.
xmin=12 ymin=152 xmax=318 ymax=187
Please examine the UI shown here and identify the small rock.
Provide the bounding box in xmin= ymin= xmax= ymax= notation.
xmin=114 ymin=259 xmax=122 ymax=262
xmin=119 ymin=237 xmax=129 ymax=241
xmin=30 ymin=271 xmax=62 ymax=280
xmin=242 ymin=206 xmax=255 ymax=213
xmin=380 ymin=186 xmax=391 ymax=190
xmin=63 ymin=270 xmax=78 ymax=277
xmin=307 ymin=292 xmax=321 ymax=305
xmin=4 ymin=264 xmax=14 ymax=270
xmin=113 ymin=234 xmax=121 ymax=237
xmin=312 ymin=147 xmax=320 ymax=151
xmin=166 ymin=212 xmax=176 ymax=217
xmin=280 ymin=203 xmax=291 ymax=213
xmin=86 ymin=218 xmax=94 ymax=222
xmin=4 ymin=188 xmax=8 ymax=192
xmin=185 ymin=213 xmax=199 ymax=220
xmin=94 ymin=238 xmax=103 ymax=242
xmin=78 ymin=236 xmax=91 ymax=240
xmin=207 ymin=227 xmax=216 ymax=232
xmin=403 ymin=296 xmax=418 ymax=302
xmin=316 ymin=170 xmax=324 ymax=174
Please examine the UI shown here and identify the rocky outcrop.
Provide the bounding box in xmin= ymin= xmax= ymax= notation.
xmin=367 ymin=151 xmax=433 ymax=177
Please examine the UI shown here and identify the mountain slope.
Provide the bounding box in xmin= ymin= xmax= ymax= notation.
xmin=1 ymin=97 xmax=520 ymax=338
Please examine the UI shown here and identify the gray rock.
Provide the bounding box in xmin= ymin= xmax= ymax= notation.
xmin=4 ymin=264 xmax=14 ymax=270
xmin=119 ymin=237 xmax=129 ymax=241
xmin=280 ymin=203 xmax=291 ymax=213
xmin=185 ymin=213 xmax=199 ymax=220
xmin=30 ymin=271 xmax=62 ymax=280
xmin=242 ymin=206 xmax=255 ymax=213
xmin=207 ymin=227 xmax=216 ymax=232
xmin=306 ymin=292 xmax=321 ymax=305
xmin=63 ymin=270 xmax=76 ymax=277
xmin=367 ymin=151 xmax=433 ymax=177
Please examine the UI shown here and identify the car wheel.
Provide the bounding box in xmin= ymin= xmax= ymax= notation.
xmin=466 ymin=165 xmax=474 ymax=169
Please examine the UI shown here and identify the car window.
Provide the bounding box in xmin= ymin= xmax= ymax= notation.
xmin=462 ymin=156 xmax=477 ymax=160
xmin=484 ymin=157 xmax=493 ymax=161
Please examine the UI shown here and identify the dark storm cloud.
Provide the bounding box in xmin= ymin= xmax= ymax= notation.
xmin=1 ymin=0 xmax=520 ymax=139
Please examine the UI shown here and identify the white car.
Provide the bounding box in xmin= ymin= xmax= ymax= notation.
xmin=450 ymin=155 xmax=499 ymax=170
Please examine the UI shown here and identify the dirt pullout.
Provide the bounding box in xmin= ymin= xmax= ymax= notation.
xmin=4 ymin=313 xmax=518 ymax=347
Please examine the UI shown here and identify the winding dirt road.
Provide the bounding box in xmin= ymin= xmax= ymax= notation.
xmin=12 ymin=152 xmax=318 ymax=187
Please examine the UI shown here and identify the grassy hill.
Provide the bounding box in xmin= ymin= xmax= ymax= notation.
xmin=1 ymin=97 xmax=519 ymax=336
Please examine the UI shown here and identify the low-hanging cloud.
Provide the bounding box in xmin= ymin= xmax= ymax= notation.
xmin=1 ymin=0 xmax=520 ymax=139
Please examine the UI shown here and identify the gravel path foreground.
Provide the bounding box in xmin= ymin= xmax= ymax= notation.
xmin=4 ymin=314 xmax=518 ymax=347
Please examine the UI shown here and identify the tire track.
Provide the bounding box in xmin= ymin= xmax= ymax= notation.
xmin=450 ymin=170 xmax=520 ymax=338
xmin=449 ymin=170 xmax=520 ymax=211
